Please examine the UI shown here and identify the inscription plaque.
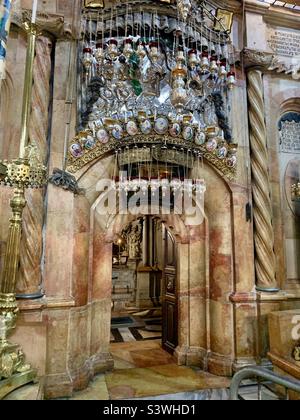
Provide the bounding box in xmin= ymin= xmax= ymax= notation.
xmin=268 ymin=30 xmax=300 ymax=58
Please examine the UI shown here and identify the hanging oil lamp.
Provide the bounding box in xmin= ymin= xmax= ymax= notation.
xmin=94 ymin=43 xmax=105 ymax=66
xmin=210 ymin=55 xmax=218 ymax=74
xmin=188 ymin=49 xmax=199 ymax=70
xmin=227 ymin=71 xmax=236 ymax=89
xmin=123 ymin=38 xmax=134 ymax=59
xmin=176 ymin=46 xmax=185 ymax=67
xmin=149 ymin=41 xmax=160 ymax=63
xmin=171 ymin=66 xmax=188 ymax=112
xmin=137 ymin=41 xmax=146 ymax=60
xmin=219 ymin=60 xmax=227 ymax=80
xmin=108 ymin=39 xmax=119 ymax=60
xmin=201 ymin=51 xmax=209 ymax=72
xmin=171 ymin=45 xmax=188 ymax=112
xmin=82 ymin=47 xmax=93 ymax=74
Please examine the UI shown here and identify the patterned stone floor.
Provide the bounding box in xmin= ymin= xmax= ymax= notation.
xmin=2 ymin=342 xmax=284 ymax=400
xmin=69 ymin=340 xmax=231 ymax=400
xmin=110 ymin=339 xmax=174 ymax=369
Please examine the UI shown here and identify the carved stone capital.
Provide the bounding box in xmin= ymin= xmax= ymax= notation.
xmin=11 ymin=10 xmax=75 ymax=40
xmin=243 ymin=48 xmax=300 ymax=80
xmin=243 ymin=48 xmax=274 ymax=70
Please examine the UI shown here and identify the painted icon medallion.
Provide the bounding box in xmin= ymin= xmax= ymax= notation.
xmin=182 ymin=126 xmax=194 ymax=141
xmin=96 ymin=128 xmax=109 ymax=144
xmin=169 ymin=122 xmax=181 ymax=137
xmin=206 ymin=138 xmax=218 ymax=152
xmin=126 ymin=120 xmax=139 ymax=136
xmin=154 ymin=117 xmax=169 ymax=134
xmin=140 ymin=119 xmax=152 ymax=135
xmin=217 ymin=145 xmax=228 ymax=159
xmin=70 ymin=143 xmax=84 ymax=158
xmin=84 ymin=135 xmax=96 ymax=150
xmin=112 ymin=124 xmax=124 ymax=140
xmin=195 ymin=131 xmax=206 ymax=146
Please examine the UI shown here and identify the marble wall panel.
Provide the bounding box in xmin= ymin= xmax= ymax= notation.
xmin=209 ymin=300 xmax=234 ymax=357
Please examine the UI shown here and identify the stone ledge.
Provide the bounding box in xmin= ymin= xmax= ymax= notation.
xmin=207 ymin=352 xmax=234 ymax=377
xmin=232 ymin=357 xmax=258 ymax=372
xmin=268 ymin=352 xmax=300 ymax=381
xmin=18 ymin=298 xmax=76 ymax=312
xmin=257 ymin=291 xmax=290 ymax=302
xmin=175 ymin=346 xmax=208 ymax=371
xmin=230 ymin=292 xmax=257 ymax=303
xmin=44 ymin=352 xmax=113 ymax=399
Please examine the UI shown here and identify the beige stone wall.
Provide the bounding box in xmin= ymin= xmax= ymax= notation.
xmin=0 ymin=0 xmax=299 ymax=398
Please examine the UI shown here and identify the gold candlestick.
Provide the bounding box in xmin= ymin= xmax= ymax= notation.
xmin=0 ymin=21 xmax=47 ymax=398
xmin=19 ymin=23 xmax=39 ymax=159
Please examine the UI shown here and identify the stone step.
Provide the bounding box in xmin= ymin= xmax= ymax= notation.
xmin=3 ymin=380 xmax=43 ymax=401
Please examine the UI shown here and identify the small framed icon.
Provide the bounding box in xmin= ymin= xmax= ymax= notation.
xmin=214 ymin=9 xmax=234 ymax=33
xmin=84 ymin=0 xmax=105 ymax=9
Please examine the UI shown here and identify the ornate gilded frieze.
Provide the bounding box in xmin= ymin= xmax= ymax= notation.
xmin=67 ymin=128 xmax=237 ymax=180
xmin=0 ymin=144 xmax=47 ymax=189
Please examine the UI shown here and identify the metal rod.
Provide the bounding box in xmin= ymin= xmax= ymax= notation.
xmin=19 ymin=24 xmax=37 ymax=158
xmin=230 ymin=367 xmax=300 ymax=401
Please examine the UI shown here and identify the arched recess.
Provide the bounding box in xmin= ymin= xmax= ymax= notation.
xmin=277 ymin=98 xmax=300 ymax=288
xmin=75 ymin=152 xmax=236 ymax=376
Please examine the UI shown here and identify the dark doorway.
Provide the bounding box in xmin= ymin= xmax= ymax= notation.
xmin=162 ymin=225 xmax=178 ymax=354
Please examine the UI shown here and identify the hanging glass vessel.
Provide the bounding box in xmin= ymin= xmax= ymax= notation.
xmin=176 ymin=46 xmax=185 ymax=66
xmin=123 ymin=39 xmax=134 ymax=59
xmin=137 ymin=42 xmax=147 ymax=60
xmin=219 ymin=60 xmax=227 ymax=79
xmin=108 ymin=39 xmax=119 ymax=60
xmin=94 ymin=43 xmax=105 ymax=66
xmin=227 ymin=71 xmax=236 ymax=89
xmin=171 ymin=67 xmax=188 ymax=112
xmin=201 ymin=52 xmax=209 ymax=72
xmin=210 ymin=56 xmax=218 ymax=74
xmin=188 ymin=49 xmax=199 ymax=70
xmin=82 ymin=48 xmax=93 ymax=73
xmin=149 ymin=42 xmax=160 ymax=63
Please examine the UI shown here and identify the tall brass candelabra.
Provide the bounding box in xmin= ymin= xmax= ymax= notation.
xmin=0 ymin=21 xmax=47 ymax=398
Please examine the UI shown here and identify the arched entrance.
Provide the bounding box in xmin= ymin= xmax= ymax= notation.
xmin=109 ymin=214 xmax=179 ymax=367
xmin=73 ymin=155 xmax=237 ymax=375
xmin=38 ymin=152 xmax=255 ymax=398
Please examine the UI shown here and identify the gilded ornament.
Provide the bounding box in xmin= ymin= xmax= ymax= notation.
xmin=291 ymin=183 xmax=300 ymax=202
xmin=293 ymin=343 xmax=300 ymax=362
xmin=214 ymin=9 xmax=233 ymax=33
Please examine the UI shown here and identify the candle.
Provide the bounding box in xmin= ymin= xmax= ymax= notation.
xmin=31 ymin=0 xmax=38 ymax=24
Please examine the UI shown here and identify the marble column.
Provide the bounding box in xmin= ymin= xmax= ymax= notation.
xmin=17 ymin=36 xmax=53 ymax=298
xmin=247 ymin=70 xmax=279 ymax=292
xmin=142 ymin=216 xmax=149 ymax=267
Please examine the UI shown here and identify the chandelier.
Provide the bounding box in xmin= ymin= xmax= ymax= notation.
xmin=110 ymin=143 xmax=207 ymax=197
xmin=67 ymin=1 xmax=238 ymax=179
xmin=112 ymin=177 xmax=206 ymax=197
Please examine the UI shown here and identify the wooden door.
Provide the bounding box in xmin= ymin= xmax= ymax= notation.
xmin=162 ymin=225 xmax=178 ymax=354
